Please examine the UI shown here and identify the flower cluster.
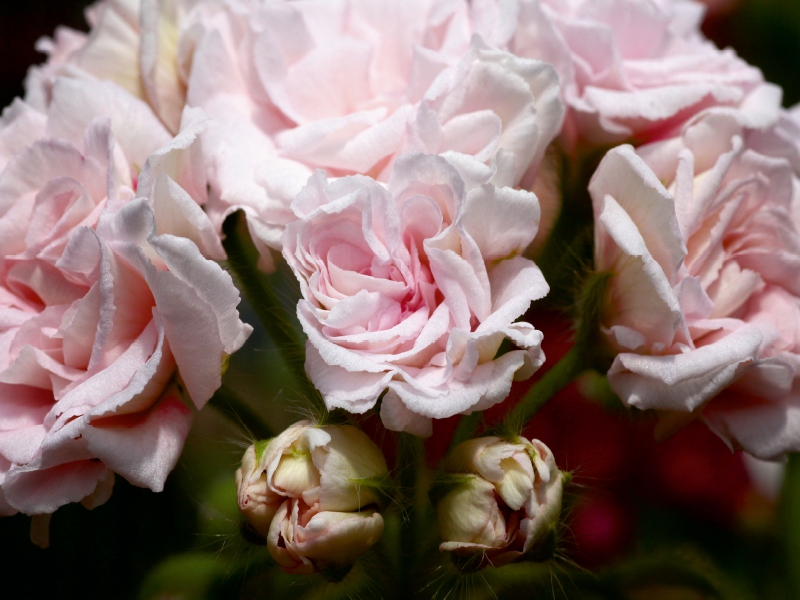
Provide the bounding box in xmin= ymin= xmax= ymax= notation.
xmin=2 ymin=0 xmax=799 ymax=584
xmin=0 ymin=77 xmax=250 ymax=529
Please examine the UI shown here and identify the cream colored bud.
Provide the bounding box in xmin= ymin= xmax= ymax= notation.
xmin=437 ymin=436 xmax=563 ymax=569
xmin=236 ymin=441 xmax=284 ymax=539
xmin=267 ymin=498 xmax=385 ymax=575
xmin=236 ymin=420 xmax=390 ymax=566
xmin=263 ymin=420 xmax=389 ymax=512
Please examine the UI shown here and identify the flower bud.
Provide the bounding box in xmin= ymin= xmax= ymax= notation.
xmin=436 ymin=436 xmax=563 ymax=569
xmin=236 ymin=441 xmax=284 ymax=539
xmin=268 ymin=499 xmax=384 ymax=575
xmin=236 ymin=420 xmax=389 ymax=573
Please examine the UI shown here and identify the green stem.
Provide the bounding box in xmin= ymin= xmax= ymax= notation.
xmin=221 ymin=210 xmax=326 ymax=419
xmin=397 ymin=433 xmax=426 ymax=599
xmin=782 ymin=453 xmax=800 ymax=598
xmin=494 ymin=346 xmax=590 ymax=439
xmin=208 ymin=386 xmax=273 ymax=441
xmin=447 ymin=411 xmax=483 ymax=453
xmin=533 ymin=146 xmax=605 ymax=308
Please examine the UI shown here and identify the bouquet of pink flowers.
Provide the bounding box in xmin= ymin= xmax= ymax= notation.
xmin=2 ymin=0 xmax=800 ymax=598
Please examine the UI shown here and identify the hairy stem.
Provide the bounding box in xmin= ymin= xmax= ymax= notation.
xmin=447 ymin=411 xmax=484 ymax=454
xmin=396 ymin=433 xmax=427 ymax=599
xmin=782 ymin=453 xmax=800 ymax=598
xmin=208 ymin=385 xmax=274 ymax=441
xmin=495 ymin=347 xmax=589 ymax=439
xmin=221 ymin=210 xmax=326 ymax=419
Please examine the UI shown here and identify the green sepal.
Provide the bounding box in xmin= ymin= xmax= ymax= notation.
xmin=219 ymin=352 xmax=231 ymax=377
xmin=254 ymin=438 xmax=272 ymax=464
xmin=524 ymin=524 xmax=558 ymax=563
xmin=349 ymin=475 xmax=399 ymax=509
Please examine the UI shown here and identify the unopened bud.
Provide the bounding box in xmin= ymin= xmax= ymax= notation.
xmin=436 ymin=436 xmax=563 ymax=570
xmin=236 ymin=441 xmax=284 ymax=539
xmin=235 ymin=420 xmax=389 ymax=574
xmin=268 ymin=498 xmax=384 ymax=576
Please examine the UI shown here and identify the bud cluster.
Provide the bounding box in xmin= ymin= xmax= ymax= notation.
xmin=236 ymin=421 xmax=566 ymax=576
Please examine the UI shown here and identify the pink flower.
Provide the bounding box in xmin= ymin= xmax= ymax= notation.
xmin=0 ymin=79 xmax=251 ymax=519
xmin=282 ymin=152 xmax=548 ymax=436
xmin=747 ymin=105 xmax=800 ymax=184
xmin=235 ymin=420 xmax=389 ymax=541
xmin=184 ymin=0 xmax=563 ymax=270
xmin=29 ymin=1 xmax=565 ymax=273
xmin=591 ymin=113 xmax=800 ymax=459
xmin=472 ymin=0 xmax=780 ymax=146
xmin=25 ymin=0 xmax=189 ymax=133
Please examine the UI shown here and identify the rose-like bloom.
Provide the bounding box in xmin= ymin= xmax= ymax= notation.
xmin=747 ymin=105 xmax=800 ymax=182
xmin=436 ymin=436 xmax=563 ymax=569
xmin=25 ymin=0 xmax=190 ymax=133
xmin=0 ymin=78 xmax=251 ymax=522
xmin=235 ymin=420 xmax=389 ymax=574
xmin=182 ymin=0 xmax=563 ymax=270
xmin=471 ymin=0 xmax=780 ymax=147
xmin=29 ymin=0 xmax=564 ymax=272
xmin=282 ymin=152 xmax=548 ymax=436
xmin=590 ymin=113 xmax=800 ymax=459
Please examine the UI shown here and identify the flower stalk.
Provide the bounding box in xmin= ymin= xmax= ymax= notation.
xmin=221 ymin=210 xmax=327 ymax=419
xmin=209 ymin=385 xmax=274 ymax=441
xmin=495 ymin=270 xmax=613 ymax=438
xmin=493 ymin=346 xmax=589 ymax=440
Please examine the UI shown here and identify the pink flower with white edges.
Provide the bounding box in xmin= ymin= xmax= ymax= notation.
xmin=591 ymin=113 xmax=800 ymax=459
xmin=471 ymin=0 xmax=781 ymax=146
xmin=0 ymin=78 xmax=251 ymax=520
xmin=28 ymin=1 xmax=566 ymax=273
xmin=282 ymin=152 xmax=548 ymax=436
xmin=184 ymin=0 xmax=562 ymax=270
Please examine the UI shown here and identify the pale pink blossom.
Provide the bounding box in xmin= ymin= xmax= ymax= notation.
xmin=747 ymin=106 xmax=800 ymax=178
xmin=472 ymin=0 xmax=780 ymax=147
xmin=591 ymin=114 xmax=800 ymax=459
xmin=184 ymin=0 xmax=563 ymax=270
xmin=0 ymin=79 xmax=251 ymax=519
xmin=29 ymin=0 xmax=565 ymax=273
xmin=282 ymin=152 xmax=548 ymax=436
xmin=25 ymin=0 xmax=190 ymax=133
xmin=268 ymin=498 xmax=384 ymax=575
xmin=437 ymin=436 xmax=563 ymax=568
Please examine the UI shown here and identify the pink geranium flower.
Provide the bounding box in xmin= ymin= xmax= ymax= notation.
xmin=591 ymin=112 xmax=800 ymax=459
xmin=282 ymin=152 xmax=549 ymax=435
xmin=0 ymin=78 xmax=251 ymax=521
